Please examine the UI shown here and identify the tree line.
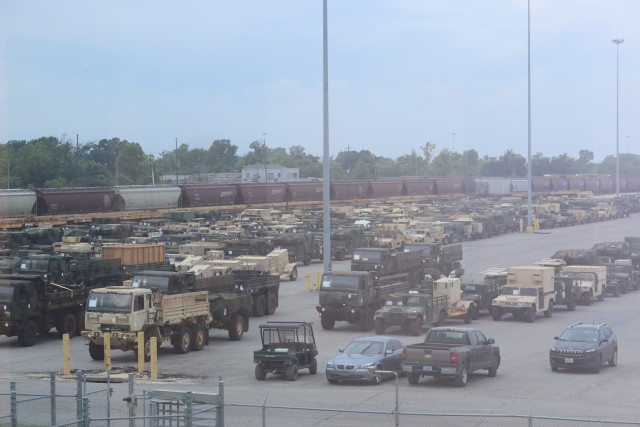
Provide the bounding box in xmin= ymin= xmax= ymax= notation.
xmin=1 ymin=136 xmax=638 ymax=189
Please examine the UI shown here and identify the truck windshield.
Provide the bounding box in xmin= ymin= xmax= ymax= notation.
xmin=19 ymin=259 xmax=49 ymax=273
xmin=321 ymin=275 xmax=359 ymax=290
xmin=566 ymin=272 xmax=596 ymax=282
xmin=0 ymin=286 xmax=15 ymax=302
xmin=463 ymin=284 xmax=477 ymax=292
xmin=86 ymin=292 xmax=133 ymax=313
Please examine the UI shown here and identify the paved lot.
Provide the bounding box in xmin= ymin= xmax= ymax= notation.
xmin=2 ymin=214 xmax=640 ymax=420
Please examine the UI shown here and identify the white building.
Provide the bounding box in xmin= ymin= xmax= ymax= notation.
xmin=241 ymin=164 xmax=299 ymax=183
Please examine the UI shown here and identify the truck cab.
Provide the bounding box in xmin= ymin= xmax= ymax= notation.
xmin=491 ymin=266 xmax=555 ymax=323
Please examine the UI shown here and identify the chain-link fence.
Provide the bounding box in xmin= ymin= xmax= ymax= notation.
xmin=1 ymin=374 xmax=639 ymax=426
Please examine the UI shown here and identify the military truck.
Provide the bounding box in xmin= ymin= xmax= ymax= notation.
xmin=373 ymin=223 xmax=407 ymax=250
xmin=432 ymin=277 xmax=476 ymax=324
xmin=461 ymin=268 xmax=507 ymax=319
xmin=562 ymin=265 xmax=607 ymax=304
xmin=534 ymin=258 xmax=578 ymax=311
xmin=269 ymin=233 xmax=322 ymax=265
xmin=607 ymin=259 xmax=638 ymax=293
xmin=316 ymin=271 xmax=413 ymax=331
xmin=551 ymin=249 xmax=598 ymax=266
xmin=374 ymin=286 xmax=449 ymax=336
xmin=82 ymin=284 xmax=211 ymax=360
xmin=403 ymin=242 xmax=463 ymax=279
xmin=100 ymin=244 xmax=170 ymax=279
xmin=19 ymin=254 xmax=123 ymax=288
xmin=0 ymin=274 xmax=96 ymax=346
xmin=351 ymin=247 xmax=424 ymax=286
xmin=491 ymin=266 xmax=556 ymax=323
xmin=327 ymin=228 xmax=368 ymax=261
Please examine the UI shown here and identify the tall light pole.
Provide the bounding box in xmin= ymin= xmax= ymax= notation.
xmin=612 ymin=38 xmax=624 ymax=196
xmin=0 ymin=158 xmax=9 ymax=189
xmin=451 ymin=133 xmax=456 ymax=152
xmin=263 ymin=133 xmax=267 ymax=183
xmin=526 ymin=0 xmax=533 ymax=230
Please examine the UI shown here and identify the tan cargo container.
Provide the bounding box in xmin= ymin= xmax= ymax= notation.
xmin=101 ymin=244 xmax=166 ymax=265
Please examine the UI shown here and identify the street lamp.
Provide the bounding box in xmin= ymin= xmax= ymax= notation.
xmin=0 ymin=158 xmax=9 ymax=189
xmin=367 ymin=367 xmax=399 ymax=426
xmin=612 ymin=38 xmax=624 ymax=196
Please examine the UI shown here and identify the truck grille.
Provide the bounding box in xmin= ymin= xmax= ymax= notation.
xmin=502 ymin=301 xmax=520 ymax=307
xmin=556 ymin=349 xmax=583 ymax=357
xmin=388 ymin=313 xmax=405 ymax=322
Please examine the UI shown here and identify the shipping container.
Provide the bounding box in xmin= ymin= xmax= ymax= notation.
xmin=462 ymin=178 xmax=478 ymax=194
xmin=511 ymin=179 xmax=529 ymax=193
xmin=369 ymin=179 xmax=405 ymax=198
xmin=402 ymin=178 xmax=435 ymax=196
xmin=475 ymin=178 xmax=512 ymax=195
xmin=113 ymin=186 xmax=181 ymax=211
xmin=237 ymin=183 xmax=287 ymax=204
xmin=36 ymin=187 xmax=116 ymax=215
xmin=0 ymin=190 xmax=37 ymax=217
xmin=531 ymin=178 xmax=552 ymax=192
xmin=286 ymin=182 xmax=324 ymax=202
xmin=180 ymin=184 xmax=239 ymax=207
xmin=101 ymin=244 xmax=166 ymax=265
xmin=434 ymin=178 xmax=464 ymax=195
xmin=330 ymin=181 xmax=371 ymax=200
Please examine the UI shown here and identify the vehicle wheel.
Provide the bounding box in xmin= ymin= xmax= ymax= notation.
xmin=361 ymin=309 xmax=374 ymax=332
xmin=590 ymin=355 xmax=602 ymax=374
xmin=253 ymin=294 xmax=267 ymax=317
xmin=407 ymin=372 xmax=419 ymax=385
xmin=609 ymin=349 xmax=617 ymax=367
xmin=89 ymin=341 xmax=104 ymax=361
xmin=455 ymin=365 xmax=469 ymax=387
xmin=488 ymin=356 xmax=498 ymax=377
xmin=374 ymin=318 xmax=386 ymax=335
xmin=613 ymin=285 xmax=620 ymax=297
xmin=567 ymin=301 xmax=576 ymax=311
xmin=142 ymin=330 xmax=157 ymax=362
xmin=472 ymin=305 xmax=479 ymax=320
xmin=371 ymin=366 xmax=382 ymax=385
xmin=191 ymin=324 xmax=206 ymax=351
xmin=255 ymin=364 xmax=267 ymax=381
xmin=289 ymin=266 xmax=298 ymax=281
xmin=336 ymin=251 xmax=345 ymax=261
xmin=436 ymin=310 xmax=446 ymax=327
xmin=585 ymin=292 xmax=593 ymax=305
xmin=599 ymin=288 xmax=606 ymax=301
xmin=18 ymin=320 xmax=38 ymax=347
xmin=410 ymin=318 xmax=422 ymax=336
xmin=228 ymin=314 xmax=245 ymax=341
xmin=621 ymin=284 xmax=628 ymax=294
xmin=544 ymin=300 xmax=554 ymax=318
xmin=526 ymin=306 xmax=536 ymax=323
xmin=304 ymin=254 xmax=311 ymax=266
xmin=491 ymin=307 xmax=501 ymax=321
xmin=551 ymin=364 xmax=558 ymax=372
xmin=57 ymin=313 xmax=78 ymax=338
xmin=266 ymin=293 xmax=277 ymax=315
xmin=321 ymin=315 xmax=335 ymax=330
xmin=286 ymin=364 xmax=299 ymax=381
xmin=464 ymin=308 xmax=473 ymax=324
xmin=309 ymin=357 xmax=318 ymax=375
xmin=173 ymin=326 xmax=191 ymax=354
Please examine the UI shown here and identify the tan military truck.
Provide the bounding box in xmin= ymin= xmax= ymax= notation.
xmin=82 ymin=284 xmax=211 ymax=361
xmin=562 ymin=265 xmax=607 ymax=305
xmin=434 ymin=277 xmax=477 ymax=324
xmin=491 ymin=266 xmax=555 ymax=323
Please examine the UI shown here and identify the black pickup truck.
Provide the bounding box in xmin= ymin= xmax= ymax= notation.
xmin=401 ymin=327 xmax=500 ymax=387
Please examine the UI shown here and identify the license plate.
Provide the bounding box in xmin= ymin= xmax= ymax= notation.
xmin=336 ymin=371 xmax=350 ymax=376
xmin=423 ymin=366 xmax=433 ymax=372
xmin=564 ymin=358 xmax=574 ymax=364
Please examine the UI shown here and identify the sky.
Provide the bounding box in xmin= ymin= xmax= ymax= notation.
xmin=1 ymin=1 xmax=638 ymax=162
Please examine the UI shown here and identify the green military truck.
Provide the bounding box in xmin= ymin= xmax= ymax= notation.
xmin=269 ymin=233 xmax=322 ymax=265
xmin=0 ymin=274 xmax=94 ymax=346
xmin=461 ymin=268 xmax=507 ymax=319
xmin=19 ymin=254 xmax=122 ymax=288
xmin=351 ymin=247 xmax=424 ymax=286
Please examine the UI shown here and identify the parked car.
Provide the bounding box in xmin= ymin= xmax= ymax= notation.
xmin=325 ymin=336 xmax=404 ymax=385
xmin=549 ymin=322 xmax=618 ymax=373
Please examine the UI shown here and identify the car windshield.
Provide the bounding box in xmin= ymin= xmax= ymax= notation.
xmin=344 ymin=340 xmax=383 ymax=355
xmin=86 ymin=292 xmax=133 ymax=313
xmin=559 ymin=329 xmax=599 ymax=342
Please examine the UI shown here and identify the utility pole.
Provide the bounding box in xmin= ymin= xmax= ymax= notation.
xmin=175 ymin=137 xmax=179 ymax=185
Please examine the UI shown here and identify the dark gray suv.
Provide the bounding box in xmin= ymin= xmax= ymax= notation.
xmin=549 ymin=323 xmax=617 ymax=373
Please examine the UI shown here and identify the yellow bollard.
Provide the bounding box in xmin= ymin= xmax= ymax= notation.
xmin=104 ymin=333 xmax=112 ymax=371
xmin=137 ymin=331 xmax=145 ymax=373
xmin=150 ymin=337 xmax=158 ymax=380
xmin=534 ymin=218 xmax=540 ymax=231
xmin=519 ymin=218 xmax=524 ymax=233
xmin=305 ymin=272 xmax=311 ymax=292
xmin=62 ymin=334 xmax=71 ymax=376
xmin=315 ymin=271 xmax=321 ymax=292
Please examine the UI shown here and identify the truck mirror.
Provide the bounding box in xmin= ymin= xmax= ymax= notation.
xmin=487 ymin=338 xmax=495 ymax=344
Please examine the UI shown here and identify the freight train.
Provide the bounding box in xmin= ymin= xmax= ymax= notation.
xmin=1 ymin=175 xmax=639 ymax=219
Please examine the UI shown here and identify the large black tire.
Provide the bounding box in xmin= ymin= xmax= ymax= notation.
xmin=374 ymin=318 xmax=386 ymax=335
xmin=89 ymin=341 xmax=104 ymax=361
xmin=410 ymin=318 xmax=423 ymax=336
xmin=253 ymin=294 xmax=267 ymax=317
xmin=464 ymin=308 xmax=473 ymax=324
xmin=321 ymin=315 xmax=335 ymax=330
xmin=584 ymin=292 xmax=592 ymax=305
xmin=435 ymin=310 xmax=446 ymax=327
xmin=455 ymin=365 xmax=469 ymax=387
xmin=266 ymin=293 xmax=277 ymax=315
xmin=173 ymin=326 xmax=191 ymax=354
xmin=228 ymin=314 xmax=245 ymax=341
xmin=142 ymin=330 xmax=157 ymax=362
xmin=289 ymin=266 xmax=298 ymax=281
xmin=286 ymin=364 xmax=299 ymax=381
xmin=609 ymin=349 xmax=618 ymax=367
xmin=407 ymin=372 xmax=420 ymax=385
xmin=18 ymin=320 xmax=37 ymax=347
xmin=590 ymin=356 xmax=602 ymax=374
xmin=488 ymin=356 xmax=498 ymax=377
xmin=255 ymin=364 xmax=267 ymax=381
xmin=57 ymin=312 xmax=78 ymax=338
xmin=544 ymin=300 xmax=554 ymax=318
xmin=491 ymin=307 xmax=502 ymax=321
xmin=613 ymin=285 xmax=620 ymax=297
xmin=309 ymin=358 xmax=318 ymax=375
xmin=526 ymin=306 xmax=537 ymax=323
xmin=598 ymin=289 xmax=605 ymax=301
xmin=304 ymin=254 xmax=311 ymax=266
xmin=191 ymin=324 xmax=206 ymax=351
xmin=472 ymin=305 xmax=480 ymax=320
